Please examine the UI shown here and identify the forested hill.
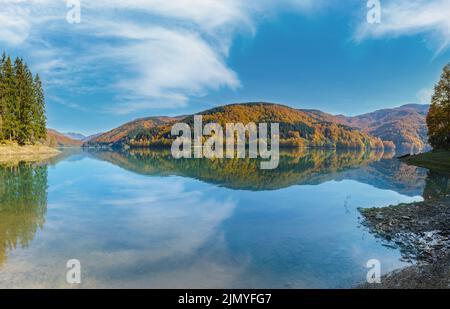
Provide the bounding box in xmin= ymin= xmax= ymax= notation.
xmin=85 ymin=103 xmax=385 ymax=150
xmin=334 ymin=104 xmax=429 ymax=154
xmin=46 ymin=129 xmax=83 ymax=147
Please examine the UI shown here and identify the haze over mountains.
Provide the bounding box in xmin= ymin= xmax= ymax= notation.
xmin=64 ymin=132 xmax=86 ymax=141
xmin=48 ymin=103 xmax=430 ymax=154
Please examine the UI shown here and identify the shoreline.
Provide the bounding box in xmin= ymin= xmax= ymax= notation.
xmin=358 ymin=197 xmax=450 ymax=289
xmin=0 ymin=144 xmax=61 ymax=164
xmin=400 ymin=150 xmax=450 ymax=172
xmin=358 ymin=150 xmax=450 ymax=289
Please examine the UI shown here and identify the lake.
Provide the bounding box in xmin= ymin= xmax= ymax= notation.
xmin=0 ymin=148 xmax=442 ymax=288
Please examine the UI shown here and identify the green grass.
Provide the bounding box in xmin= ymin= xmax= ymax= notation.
xmin=400 ymin=150 xmax=450 ymax=172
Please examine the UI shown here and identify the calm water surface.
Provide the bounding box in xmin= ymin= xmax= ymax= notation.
xmin=0 ymin=149 xmax=438 ymax=288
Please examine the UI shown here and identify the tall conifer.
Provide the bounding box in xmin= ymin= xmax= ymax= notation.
xmin=0 ymin=52 xmax=6 ymax=140
xmin=2 ymin=56 xmax=17 ymax=141
xmin=33 ymin=74 xmax=47 ymax=140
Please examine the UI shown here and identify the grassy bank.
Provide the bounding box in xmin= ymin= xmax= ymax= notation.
xmin=400 ymin=150 xmax=450 ymax=172
xmin=0 ymin=143 xmax=61 ymax=164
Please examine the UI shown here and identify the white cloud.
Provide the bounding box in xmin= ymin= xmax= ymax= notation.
xmin=0 ymin=0 xmax=324 ymax=113
xmin=0 ymin=4 xmax=30 ymax=45
xmin=87 ymin=0 xmax=251 ymax=31
xmin=356 ymin=0 xmax=450 ymax=53
xmin=93 ymin=23 xmax=240 ymax=111
xmin=0 ymin=0 xmax=254 ymax=112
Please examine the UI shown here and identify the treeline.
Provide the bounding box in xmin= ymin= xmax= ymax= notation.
xmin=427 ymin=63 xmax=450 ymax=150
xmin=0 ymin=53 xmax=46 ymax=145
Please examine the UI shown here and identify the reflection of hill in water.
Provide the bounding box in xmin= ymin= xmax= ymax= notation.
xmin=332 ymin=159 xmax=428 ymax=197
xmin=88 ymin=149 xmax=427 ymax=195
xmin=0 ymin=163 xmax=48 ymax=266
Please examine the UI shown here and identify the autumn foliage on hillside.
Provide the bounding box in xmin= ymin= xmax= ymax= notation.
xmin=45 ymin=129 xmax=83 ymax=147
xmin=336 ymin=104 xmax=429 ymax=154
xmin=87 ymin=103 xmax=385 ymax=150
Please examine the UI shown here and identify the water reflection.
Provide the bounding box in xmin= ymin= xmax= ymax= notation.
xmin=0 ymin=163 xmax=48 ymax=265
xmin=87 ymin=148 xmax=427 ymax=196
xmin=0 ymin=148 xmax=445 ymax=288
xmin=359 ymin=168 xmax=450 ymax=266
xmin=87 ymin=149 xmax=386 ymax=190
xmin=423 ymin=170 xmax=450 ymax=201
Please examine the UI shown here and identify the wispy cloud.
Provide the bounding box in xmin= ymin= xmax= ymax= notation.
xmin=3 ymin=0 xmax=444 ymax=115
xmin=47 ymin=94 xmax=87 ymax=111
xmin=0 ymin=0 xmax=320 ymax=114
xmin=95 ymin=23 xmax=241 ymax=112
xmin=355 ymin=0 xmax=450 ymax=54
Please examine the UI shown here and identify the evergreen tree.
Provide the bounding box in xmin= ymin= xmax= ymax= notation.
xmin=427 ymin=64 xmax=450 ymax=150
xmin=1 ymin=56 xmax=17 ymax=142
xmin=33 ymin=74 xmax=47 ymax=140
xmin=0 ymin=52 xmax=47 ymax=145
xmin=14 ymin=57 xmax=34 ymax=145
xmin=0 ymin=52 xmax=5 ymax=140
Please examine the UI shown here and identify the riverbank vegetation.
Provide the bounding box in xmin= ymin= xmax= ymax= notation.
xmin=426 ymin=63 xmax=450 ymax=151
xmin=400 ymin=64 xmax=450 ymax=171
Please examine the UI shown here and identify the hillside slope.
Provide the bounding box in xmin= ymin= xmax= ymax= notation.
xmin=85 ymin=116 xmax=183 ymax=147
xmin=335 ymin=104 xmax=429 ymax=154
xmin=86 ymin=103 xmax=384 ymax=150
xmin=46 ymin=129 xmax=83 ymax=147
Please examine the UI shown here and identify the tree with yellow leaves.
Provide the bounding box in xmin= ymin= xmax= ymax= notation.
xmin=426 ymin=64 xmax=450 ymax=150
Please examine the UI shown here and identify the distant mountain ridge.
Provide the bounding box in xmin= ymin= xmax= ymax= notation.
xmin=46 ymin=129 xmax=83 ymax=147
xmin=64 ymin=132 xmax=103 ymax=142
xmin=64 ymin=132 xmax=86 ymax=141
xmin=84 ymin=103 xmax=430 ymax=154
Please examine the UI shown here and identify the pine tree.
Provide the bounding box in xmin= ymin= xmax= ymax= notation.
xmin=0 ymin=52 xmax=6 ymax=140
xmin=1 ymin=56 xmax=17 ymax=142
xmin=427 ymin=64 xmax=450 ymax=150
xmin=14 ymin=57 xmax=33 ymax=145
xmin=23 ymin=63 xmax=36 ymax=143
xmin=33 ymin=74 xmax=47 ymax=140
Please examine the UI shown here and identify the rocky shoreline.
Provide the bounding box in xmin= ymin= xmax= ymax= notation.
xmin=359 ymin=196 xmax=450 ymax=288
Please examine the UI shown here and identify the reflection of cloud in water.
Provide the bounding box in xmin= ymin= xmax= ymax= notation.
xmin=0 ymin=166 xmax=242 ymax=288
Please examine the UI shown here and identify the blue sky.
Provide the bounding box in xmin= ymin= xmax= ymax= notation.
xmin=0 ymin=0 xmax=449 ymax=135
